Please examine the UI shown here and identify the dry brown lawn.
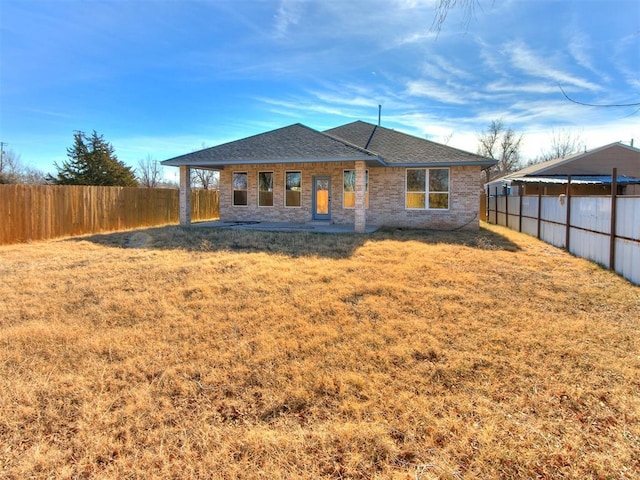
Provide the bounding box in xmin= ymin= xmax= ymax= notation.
xmin=0 ymin=223 xmax=638 ymax=479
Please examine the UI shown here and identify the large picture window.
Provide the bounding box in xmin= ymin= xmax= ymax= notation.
xmin=406 ymin=168 xmax=449 ymax=209
xmin=258 ymin=172 xmax=274 ymax=207
xmin=343 ymin=170 xmax=369 ymax=209
xmin=285 ymin=171 xmax=301 ymax=207
xmin=232 ymin=172 xmax=248 ymax=206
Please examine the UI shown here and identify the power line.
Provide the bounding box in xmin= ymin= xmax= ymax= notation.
xmin=559 ymin=84 xmax=640 ymax=108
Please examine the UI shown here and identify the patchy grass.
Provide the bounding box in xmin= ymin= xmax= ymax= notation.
xmin=0 ymin=223 xmax=638 ymax=479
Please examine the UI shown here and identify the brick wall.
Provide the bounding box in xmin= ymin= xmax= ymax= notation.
xmin=367 ymin=165 xmax=482 ymax=230
xmin=219 ymin=162 xmax=482 ymax=230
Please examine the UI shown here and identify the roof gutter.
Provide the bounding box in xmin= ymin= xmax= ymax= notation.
xmin=161 ymin=155 xmax=384 ymax=167
xmin=396 ymin=160 xmax=498 ymax=168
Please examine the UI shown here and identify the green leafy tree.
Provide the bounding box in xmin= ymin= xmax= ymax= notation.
xmin=49 ymin=131 xmax=137 ymax=186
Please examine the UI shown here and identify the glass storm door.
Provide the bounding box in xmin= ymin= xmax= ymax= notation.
xmin=313 ymin=176 xmax=331 ymax=220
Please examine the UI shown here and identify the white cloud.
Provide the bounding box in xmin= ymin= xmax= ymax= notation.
xmin=393 ymin=30 xmax=438 ymax=46
xmin=256 ymin=96 xmax=363 ymax=119
xmin=612 ymin=32 xmax=640 ymax=90
xmin=273 ymin=0 xmax=305 ymax=38
xmin=505 ymin=41 xmax=602 ymax=91
xmin=566 ymin=26 xmax=612 ymax=84
xmin=405 ymin=79 xmax=469 ymax=105
xmin=392 ymin=0 xmax=436 ymax=8
xmin=432 ymin=56 xmax=473 ymax=80
xmin=485 ymin=81 xmax=559 ymax=95
xmin=567 ymin=32 xmax=594 ymax=72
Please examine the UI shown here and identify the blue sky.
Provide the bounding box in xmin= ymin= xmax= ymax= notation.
xmin=1 ymin=0 xmax=639 ymax=180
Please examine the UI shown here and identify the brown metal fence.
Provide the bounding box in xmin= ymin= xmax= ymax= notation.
xmin=484 ymin=173 xmax=640 ymax=285
xmin=0 ymin=185 xmax=219 ymax=245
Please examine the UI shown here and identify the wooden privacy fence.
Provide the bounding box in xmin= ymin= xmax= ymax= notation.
xmin=0 ymin=185 xmax=219 ymax=245
xmin=486 ymin=184 xmax=639 ymax=285
xmin=479 ymin=192 xmax=487 ymax=222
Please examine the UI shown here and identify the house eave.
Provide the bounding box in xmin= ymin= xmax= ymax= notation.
xmin=161 ymin=156 xmax=384 ymax=168
xmin=394 ymin=160 xmax=497 ymax=168
xmin=162 ymin=157 xmax=496 ymax=169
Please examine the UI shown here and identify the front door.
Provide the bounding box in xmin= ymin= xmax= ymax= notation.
xmin=313 ymin=176 xmax=331 ymax=220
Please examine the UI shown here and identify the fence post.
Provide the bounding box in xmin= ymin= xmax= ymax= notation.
xmin=610 ymin=168 xmax=618 ymax=271
xmin=486 ymin=185 xmax=490 ymax=223
xmin=491 ymin=186 xmax=496 ymax=224
xmin=565 ymin=175 xmax=572 ymax=251
xmin=537 ymin=183 xmax=542 ymax=239
xmin=503 ymin=184 xmax=509 ymax=228
xmin=495 ymin=186 xmax=500 ymax=225
xmin=518 ymin=184 xmax=523 ymax=232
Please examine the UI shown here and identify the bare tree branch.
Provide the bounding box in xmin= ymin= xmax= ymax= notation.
xmin=478 ymin=119 xmax=523 ymax=183
xmin=137 ymin=155 xmax=161 ymax=188
xmin=0 ymin=149 xmax=48 ymax=184
xmin=431 ymin=0 xmax=482 ymax=33
xmin=192 ymin=169 xmax=219 ymax=190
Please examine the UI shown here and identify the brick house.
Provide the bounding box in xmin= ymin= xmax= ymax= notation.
xmin=162 ymin=121 xmax=496 ymax=232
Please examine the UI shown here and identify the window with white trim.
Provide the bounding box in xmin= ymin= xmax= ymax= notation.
xmin=232 ymin=172 xmax=248 ymax=206
xmin=343 ymin=170 xmax=369 ymax=209
xmin=258 ymin=171 xmax=274 ymax=207
xmin=285 ymin=171 xmax=301 ymax=207
xmin=406 ymin=168 xmax=449 ymax=209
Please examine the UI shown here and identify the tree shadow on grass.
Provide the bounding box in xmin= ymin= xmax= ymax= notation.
xmin=69 ymin=224 xmax=521 ymax=259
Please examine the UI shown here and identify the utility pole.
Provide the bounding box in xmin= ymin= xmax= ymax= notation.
xmin=0 ymin=142 xmax=7 ymax=174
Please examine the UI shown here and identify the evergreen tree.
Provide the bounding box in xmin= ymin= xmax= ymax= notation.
xmin=49 ymin=131 xmax=137 ymax=186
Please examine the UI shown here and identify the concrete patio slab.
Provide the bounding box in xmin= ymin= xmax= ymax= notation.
xmin=191 ymin=220 xmax=380 ymax=234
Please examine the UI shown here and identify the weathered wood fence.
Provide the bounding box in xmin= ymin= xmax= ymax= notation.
xmin=0 ymin=185 xmax=219 ymax=245
xmin=486 ymin=184 xmax=640 ymax=285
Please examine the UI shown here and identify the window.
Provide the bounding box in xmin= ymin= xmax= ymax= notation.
xmin=406 ymin=168 xmax=449 ymax=209
xmin=285 ymin=171 xmax=301 ymax=207
xmin=232 ymin=172 xmax=248 ymax=206
xmin=258 ymin=172 xmax=274 ymax=207
xmin=343 ymin=170 xmax=369 ymax=209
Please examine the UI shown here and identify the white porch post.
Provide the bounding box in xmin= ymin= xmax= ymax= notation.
xmin=354 ymin=160 xmax=366 ymax=233
xmin=179 ymin=165 xmax=191 ymax=226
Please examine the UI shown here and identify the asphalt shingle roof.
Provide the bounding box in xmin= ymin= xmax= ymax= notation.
xmin=325 ymin=121 xmax=495 ymax=167
xmin=162 ymin=120 xmax=496 ymax=168
xmin=162 ymin=123 xmax=378 ymax=167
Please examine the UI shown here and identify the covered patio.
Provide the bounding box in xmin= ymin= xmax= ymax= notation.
xmin=162 ymin=121 xmax=495 ymax=233
xmin=163 ymin=124 xmax=376 ymax=233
